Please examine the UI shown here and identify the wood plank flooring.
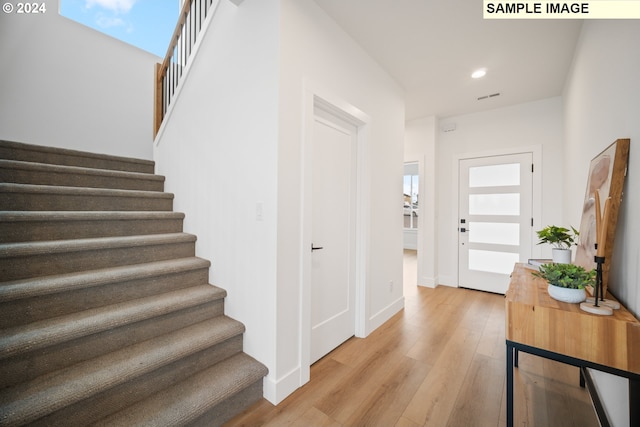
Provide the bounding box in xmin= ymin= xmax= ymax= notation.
xmin=225 ymin=252 xmax=597 ymax=427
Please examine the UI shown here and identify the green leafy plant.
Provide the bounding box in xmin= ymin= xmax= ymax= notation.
xmin=536 ymin=225 xmax=579 ymax=249
xmin=533 ymin=263 xmax=595 ymax=289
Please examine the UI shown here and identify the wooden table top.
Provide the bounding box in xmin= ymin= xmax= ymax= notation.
xmin=505 ymin=263 xmax=640 ymax=374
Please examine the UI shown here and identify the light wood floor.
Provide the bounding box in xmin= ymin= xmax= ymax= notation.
xmin=225 ymin=251 xmax=598 ymax=427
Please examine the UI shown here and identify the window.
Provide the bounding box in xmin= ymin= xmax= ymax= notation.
xmin=403 ymin=163 xmax=419 ymax=229
xmin=59 ymin=0 xmax=178 ymax=57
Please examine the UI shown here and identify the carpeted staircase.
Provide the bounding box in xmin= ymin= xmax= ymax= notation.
xmin=0 ymin=140 xmax=267 ymax=426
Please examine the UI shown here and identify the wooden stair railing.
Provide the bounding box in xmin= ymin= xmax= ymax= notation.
xmin=154 ymin=0 xmax=217 ymax=136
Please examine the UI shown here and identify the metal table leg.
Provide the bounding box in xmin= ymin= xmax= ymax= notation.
xmin=631 ymin=379 xmax=640 ymax=427
xmin=507 ymin=342 xmax=514 ymax=427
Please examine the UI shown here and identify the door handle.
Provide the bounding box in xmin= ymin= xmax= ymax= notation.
xmin=311 ymin=243 xmax=324 ymax=251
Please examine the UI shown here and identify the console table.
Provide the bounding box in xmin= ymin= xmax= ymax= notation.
xmin=505 ymin=263 xmax=640 ymax=427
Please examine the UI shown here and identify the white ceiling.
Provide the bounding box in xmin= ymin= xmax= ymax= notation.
xmin=313 ymin=0 xmax=583 ymax=121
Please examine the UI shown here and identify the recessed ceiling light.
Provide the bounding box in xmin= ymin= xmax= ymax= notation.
xmin=471 ymin=69 xmax=487 ymax=79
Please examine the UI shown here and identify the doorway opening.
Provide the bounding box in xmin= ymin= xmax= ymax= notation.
xmin=403 ymin=162 xmax=419 ymax=296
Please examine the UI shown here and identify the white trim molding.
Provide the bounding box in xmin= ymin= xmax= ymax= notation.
xmin=299 ymin=79 xmax=371 ymax=389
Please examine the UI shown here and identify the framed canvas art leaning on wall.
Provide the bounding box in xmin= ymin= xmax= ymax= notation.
xmin=574 ymin=138 xmax=630 ymax=297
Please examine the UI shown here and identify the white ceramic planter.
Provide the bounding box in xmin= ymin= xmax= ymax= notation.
xmin=552 ymin=248 xmax=572 ymax=264
xmin=547 ymin=284 xmax=586 ymax=303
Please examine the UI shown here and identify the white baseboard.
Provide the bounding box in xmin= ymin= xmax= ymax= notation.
xmin=419 ymin=275 xmax=437 ymax=288
xmin=262 ymin=367 xmax=302 ymax=405
xmin=437 ymin=275 xmax=457 ymax=287
xmin=364 ymin=296 xmax=404 ymax=337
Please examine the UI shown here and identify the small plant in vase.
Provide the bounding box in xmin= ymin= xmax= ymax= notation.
xmin=536 ymin=225 xmax=579 ymax=264
xmin=533 ymin=263 xmax=595 ymax=303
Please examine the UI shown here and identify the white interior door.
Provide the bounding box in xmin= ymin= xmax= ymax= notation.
xmin=310 ymin=107 xmax=357 ymax=364
xmin=458 ymin=153 xmax=533 ymax=294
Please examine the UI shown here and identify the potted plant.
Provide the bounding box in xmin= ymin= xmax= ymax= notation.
xmin=536 ymin=225 xmax=579 ymax=264
xmin=533 ymin=263 xmax=595 ymax=303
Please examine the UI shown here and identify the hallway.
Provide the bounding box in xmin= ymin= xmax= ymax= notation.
xmin=225 ymin=253 xmax=597 ymax=426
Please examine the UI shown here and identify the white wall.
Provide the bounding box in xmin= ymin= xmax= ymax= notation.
xmin=405 ymin=116 xmax=438 ymax=287
xmin=154 ymin=0 xmax=404 ymax=405
xmin=153 ymin=0 xmax=280 ymax=401
xmin=0 ymin=0 xmax=156 ymax=159
xmin=435 ymin=97 xmax=565 ymax=286
xmin=563 ymin=21 xmax=640 ymax=427
xmin=276 ymin=0 xmax=405 ymax=402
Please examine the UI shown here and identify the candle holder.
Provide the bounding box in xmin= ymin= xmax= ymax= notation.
xmin=593 ymin=255 xmax=605 ymax=306
xmin=580 ymin=253 xmax=613 ymax=315
xmin=584 ymin=254 xmax=620 ymax=310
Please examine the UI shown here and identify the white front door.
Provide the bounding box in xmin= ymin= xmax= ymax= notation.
xmin=310 ymin=107 xmax=357 ymax=364
xmin=458 ymin=153 xmax=533 ymax=294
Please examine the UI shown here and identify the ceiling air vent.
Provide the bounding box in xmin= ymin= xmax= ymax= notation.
xmin=477 ymin=93 xmax=501 ymax=101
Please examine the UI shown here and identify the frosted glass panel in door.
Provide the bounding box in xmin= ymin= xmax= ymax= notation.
xmin=469 ymin=222 xmax=520 ymax=245
xmin=468 ymin=250 xmax=520 ymax=275
xmin=469 ymin=163 xmax=520 ymax=187
xmin=469 ymin=194 xmax=520 ymax=216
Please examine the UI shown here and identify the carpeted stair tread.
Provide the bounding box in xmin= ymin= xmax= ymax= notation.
xmin=0 ymin=210 xmax=185 ymax=226
xmin=0 ymin=284 xmax=224 ymax=360
xmin=0 ymin=233 xmax=195 ymax=259
xmin=0 ymin=210 xmax=184 ymax=222
xmin=0 ymin=211 xmax=186 ymax=243
xmin=0 ymin=258 xmax=214 ymax=329
xmin=0 ymin=182 xmax=173 ymax=199
xmin=0 ymin=233 xmax=197 ymax=281
xmin=0 ymin=159 xmax=165 ymax=191
xmin=1 ymin=233 xmax=195 ymax=272
xmin=0 ymin=183 xmax=174 ymax=211
xmin=0 ymin=316 xmax=245 ymax=426
xmin=0 ymin=140 xmax=155 ymax=174
xmin=95 ymin=352 xmax=269 ymax=426
xmin=0 ymin=257 xmax=213 ymax=303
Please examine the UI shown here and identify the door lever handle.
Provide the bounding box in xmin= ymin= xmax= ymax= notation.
xmin=311 ymin=244 xmax=324 ymax=251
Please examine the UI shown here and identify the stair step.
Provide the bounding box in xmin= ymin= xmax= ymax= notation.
xmin=0 ymin=211 xmax=185 ymax=243
xmin=0 ymin=316 xmax=245 ymax=426
xmin=29 ymin=335 xmax=246 ymax=426
xmin=0 ymin=233 xmax=196 ymax=281
xmin=0 ymin=257 xmax=214 ymax=328
xmin=0 ymin=285 xmax=224 ymax=389
xmin=0 ymin=285 xmax=224 ymax=360
xmin=0 ymin=159 xmax=165 ymax=191
xmin=0 ymin=140 xmax=155 ymax=174
xmin=0 ymin=183 xmax=173 ymax=211
xmin=95 ymin=353 xmax=268 ymax=427
xmin=0 ymin=301 xmax=227 ymax=390
xmin=0 ymin=257 xmax=211 ymax=307
xmin=190 ymin=375 xmax=264 ymax=427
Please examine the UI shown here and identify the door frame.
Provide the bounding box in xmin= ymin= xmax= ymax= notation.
xmin=450 ymin=145 xmax=543 ymax=287
xmin=300 ymin=83 xmax=371 ymax=384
